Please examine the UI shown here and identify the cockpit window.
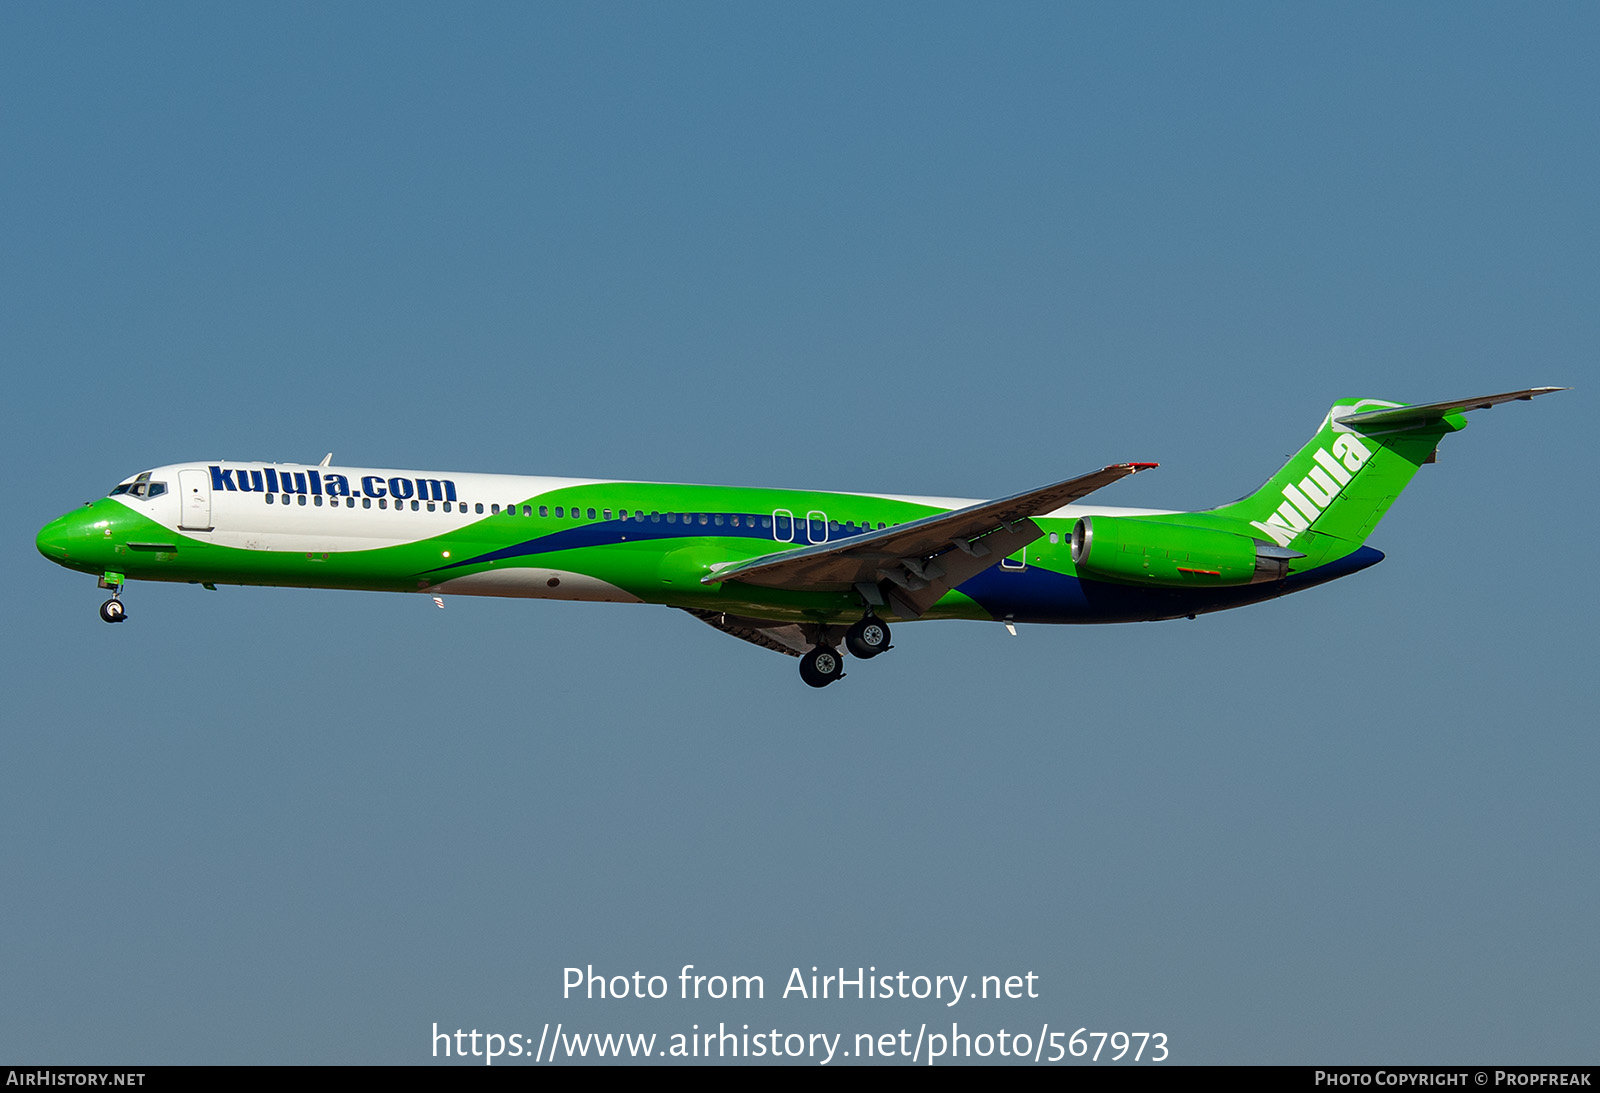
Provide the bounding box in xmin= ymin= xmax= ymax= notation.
xmin=111 ymin=472 xmax=165 ymax=499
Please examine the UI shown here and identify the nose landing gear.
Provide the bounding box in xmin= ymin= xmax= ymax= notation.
xmin=98 ymin=573 xmax=127 ymax=623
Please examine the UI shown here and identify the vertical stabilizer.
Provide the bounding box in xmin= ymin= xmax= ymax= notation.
xmin=1212 ymin=388 xmax=1562 ymax=553
xmin=1213 ymin=399 xmax=1446 ymax=550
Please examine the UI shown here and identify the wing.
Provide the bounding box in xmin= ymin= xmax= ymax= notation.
xmin=681 ymin=608 xmax=811 ymax=657
xmin=702 ymin=462 xmax=1156 ymax=618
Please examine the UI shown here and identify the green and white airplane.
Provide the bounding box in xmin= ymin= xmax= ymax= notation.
xmin=36 ymin=388 xmax=1561 ymax=686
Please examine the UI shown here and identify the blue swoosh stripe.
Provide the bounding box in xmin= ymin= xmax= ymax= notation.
xmin=956 ymin=546 xmax=1385 ymax=623
xmin=427 ymin=512 xmax=878 ymax=573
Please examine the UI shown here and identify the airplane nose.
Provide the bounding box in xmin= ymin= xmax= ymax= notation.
xmin=36 ymin=513 xmax=74 ymax=562
xmin=37 ymin=501 xmax=125 ymax=574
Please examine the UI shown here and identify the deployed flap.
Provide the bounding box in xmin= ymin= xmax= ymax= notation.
xmin=702 ymin=462 xmax=1156 ymax=618
xmin=1335 ymin=387 xmax=1566 ymax=430
xmin=681 ymin=608 xmax=810 ymax=657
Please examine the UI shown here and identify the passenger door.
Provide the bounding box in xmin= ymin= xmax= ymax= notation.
xmin=177 ymin=469 xmax=212 ymax=531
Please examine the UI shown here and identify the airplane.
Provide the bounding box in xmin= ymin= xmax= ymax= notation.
xmin=36 ymin=388 xmax=1562 ymax=687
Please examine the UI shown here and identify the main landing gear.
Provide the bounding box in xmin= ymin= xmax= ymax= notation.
xmin=798 ymin=616 xmax=893 ymax=688
xmin=799 ymin=646 xmax=844 ymax=688
xmin=844 ymin=616 xmax=891 ymax=660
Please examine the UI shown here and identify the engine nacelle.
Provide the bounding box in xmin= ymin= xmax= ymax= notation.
xmin=1069 ymin=516 xmax=1301 ymax=587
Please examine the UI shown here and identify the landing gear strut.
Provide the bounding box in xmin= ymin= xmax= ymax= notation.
xmin=798 ymin=646 xmax=844 ymax=688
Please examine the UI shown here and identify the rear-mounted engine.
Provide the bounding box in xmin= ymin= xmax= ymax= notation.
xmin=1070 ymin=515 xmax=1303 ymax=587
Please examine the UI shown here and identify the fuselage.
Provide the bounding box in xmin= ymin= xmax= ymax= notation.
xmin=35 ymin=459 xmax=1379 ymax=627
xmin=38 ymin=391 xmax=1562 ymax=687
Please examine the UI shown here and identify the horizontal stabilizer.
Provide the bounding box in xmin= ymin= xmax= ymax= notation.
xmin=1334 ymin=387 xmax=1566 ymax=430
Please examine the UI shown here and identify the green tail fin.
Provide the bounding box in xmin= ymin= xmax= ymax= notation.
xmin=1212 ymin=388 xmax=1563 ymax=554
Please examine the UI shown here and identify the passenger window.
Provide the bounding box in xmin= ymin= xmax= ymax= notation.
xmin=666 ymin=513 xmax=676 ymax=523
xmin=410 ymin=500 xmax=419 ymax=511
xmin=1049 ymin=531 xmax=1059 ymax=544
xmin=491 ymin=504 xmax=499 ymax=514
xmin=539 ymin=506 xmax=548 ymax=517
xmin=603 ymin=509 xmax=612 ymax=520
xmin=587 ymin=507 xmax=596 ymax=520
xmin=475 ymin=503 xmax=483 ymax=514
xmin=266 ymin=494 xmax=275 ymax=505
xmin=427 ymin=502 xmax=436 ymax=512
xmin=363 ymin=498 xmax=371 ymax=509
xmin=524 ymin=505 xmax=532 ymax=516
xmin=380 ymin=498 xmax=388 ymax=509
xmin=554 ymin=507 xmax=563 ymax=518
xmin=297 ymin=495 xmax=307 ymax=506
xmin=314 ymin=496 xmax=323 ymax=506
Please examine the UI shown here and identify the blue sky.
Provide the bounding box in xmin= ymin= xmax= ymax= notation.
xmin=4 ymin=3 xmax=1595 ymax=1064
